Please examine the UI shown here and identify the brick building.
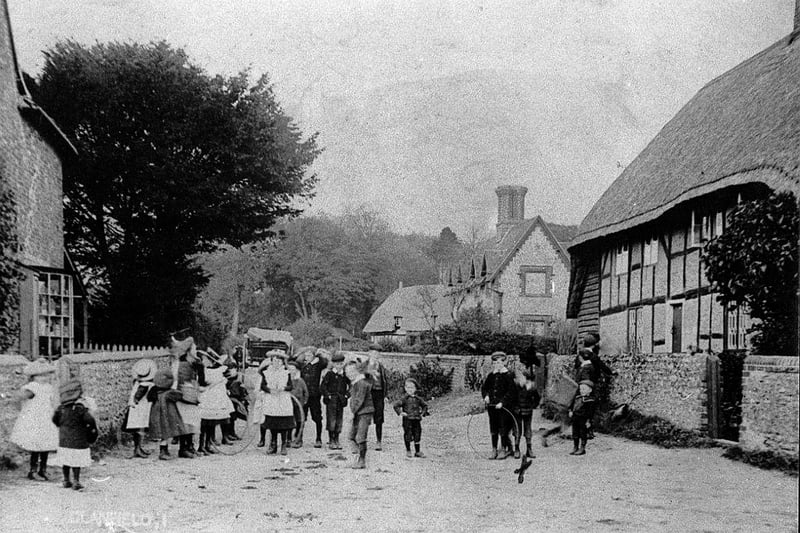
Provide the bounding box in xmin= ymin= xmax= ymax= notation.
xmin=447 ymin=185 xmax=577 ymax=334
xmin=566 ymin=23 xmax=800 ymax=356
xmin=1 ymin=0 xmax=86 ymax=358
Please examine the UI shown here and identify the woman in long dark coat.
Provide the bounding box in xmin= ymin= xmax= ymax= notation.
xmin=148 ymin=369 xmax=186 ymax=460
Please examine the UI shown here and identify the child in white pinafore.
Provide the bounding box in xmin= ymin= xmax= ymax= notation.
xmin=10 ymin=359 xmax=59 ymax=481
xmin=123 ymin=359 xmax=157 ymax=458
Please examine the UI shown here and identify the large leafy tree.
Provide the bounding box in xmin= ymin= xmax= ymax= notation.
xmin=29 ymin=41 xmax=320 ymax=344
xmin=703 ymin=191 xmax=798 ymax=355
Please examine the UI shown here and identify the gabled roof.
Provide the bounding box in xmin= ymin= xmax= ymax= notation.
xmin=363 ymin=285 xmax=453 ymax=334
xmin=450 ymin=217 xmax=577 ymax=291
xmin=571 ymin=32 xmax=800 ymax=248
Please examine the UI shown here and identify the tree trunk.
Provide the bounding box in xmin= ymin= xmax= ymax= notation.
xmin=229 ymin=285 xmax=242 ymax=339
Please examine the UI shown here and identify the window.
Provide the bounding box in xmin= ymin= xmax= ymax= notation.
xmin=37 ymin=273 xmax=75 ymax=358
xmin=520 ymin=315 xmax=552 ymax=336
xmin=643 ymin=236 xmax=658 ymax=266
xmin=727 ymin=306 xmax=750 ymax=350
xmin=615 ymin=244 xmax=629 ymax=275
xmin=520 ymin=266 xmax=552 ymax=297
xmin=690 ymin=209 xmax=725 ymax=247
xmin=393 ymin=316 xmax=402 ymax=329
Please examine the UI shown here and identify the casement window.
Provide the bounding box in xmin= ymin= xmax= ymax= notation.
xmin=727 ymin=306 xmax=750 ymax=350
xmin=394 ymin=316 xmax=402 ymax=329
xmin=37 ymin=273 xmax=75 ymax=357
xmin=520 ymin=266 xmax=553 ymax=297
xmin=690 ymin=209 xmax=725 ymax=247
xmin=614 ymin=244 xmax=629 ymax=275
xmin=643 ymin=236 xmax=659 ymax=266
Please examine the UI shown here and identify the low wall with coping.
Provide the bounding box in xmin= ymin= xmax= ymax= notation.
xmin=0 ymin=349 xmax=169 ymax=465
xmin=545 ymin=352 xmax=709 ymax=432
xmin=739 ymin=356 xmax=799 ymax=457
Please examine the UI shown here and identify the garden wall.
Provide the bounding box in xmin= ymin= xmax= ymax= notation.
xmin=0 ymin=349 xmax=169 ymax=466
xmin=739 ymin=356 xmax=799 ymax=456
xmin=544 ymin=352 xmax=710 ymax=432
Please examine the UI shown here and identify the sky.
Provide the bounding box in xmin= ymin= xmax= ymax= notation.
xmin=7 ymin=0 xmax=794 ymax=238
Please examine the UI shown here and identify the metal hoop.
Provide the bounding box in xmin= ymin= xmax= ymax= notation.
xmin=465 ymin=406 xmax=521 ymax=459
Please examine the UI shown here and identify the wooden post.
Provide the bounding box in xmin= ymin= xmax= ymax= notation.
xmin=706 ymin=353 xmax=721 ymax=439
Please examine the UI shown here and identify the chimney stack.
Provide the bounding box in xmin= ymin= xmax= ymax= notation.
xmin=495 ymin=185 xmax=528 ymax=238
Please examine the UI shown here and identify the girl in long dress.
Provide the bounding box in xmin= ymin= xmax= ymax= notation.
xmin=197 ymin=350 xmax=234 ymax=455
xmin=10 ymin=359 xmax=59 ymax=480
xmin=258 ymin=351 xmax=295 ymax=455
xmin=123 ymin=359 xmax=157 ymax=458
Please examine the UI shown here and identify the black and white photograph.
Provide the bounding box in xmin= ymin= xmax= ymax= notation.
xmin=0 ymin=1 xmax=798 ymax=531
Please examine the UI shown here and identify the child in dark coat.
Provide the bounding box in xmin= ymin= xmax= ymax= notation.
xmin=320 ymin=352 xmax=349 ymax=450
xmin=287 ymin=360 xmax=309 ymax=448
xmin=512 ymin=369 xmax=539 ymax=459
xmin=345 ymin=362 xmax=374 ymax=469
xmin=393 ymin=378 xmax=429 ymax=458
xmin=481 ymin=352 xmax=517 ymax=460
xmin=300 ymin=348 xmax=329 ymax=448
xmin=223 ymin=366 xmax=248 ymax=441
xmin=569 ymin=379 xmax=596 ymax=456
xmin=52 ymin=379 xmax=98 ymax=491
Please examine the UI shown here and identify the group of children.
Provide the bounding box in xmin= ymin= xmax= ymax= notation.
xmin=9 ymin=343 xmax=433 ymax=487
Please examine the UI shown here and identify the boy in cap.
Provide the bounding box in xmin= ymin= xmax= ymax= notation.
xmin=300 ymin=348 xmax=328 ymax=448
xmin=344 ymin=361 xmax=374 ymax=469
xmin=569 ymin=379 xmax=596 ymax=456
xmin=481 ymin=352 xmax=517 ymax=460
xmin=393 ymin=378 xmax=430 ymax=458
xmin=320 ymin=351 xmax=349 ymax=449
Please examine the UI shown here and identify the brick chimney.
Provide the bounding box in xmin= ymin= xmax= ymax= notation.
xmin=495 ymin=185 xmax=528 ymax=238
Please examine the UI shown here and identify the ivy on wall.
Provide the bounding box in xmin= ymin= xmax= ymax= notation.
xmin=0 ymin=171 xmax=21 ymax=352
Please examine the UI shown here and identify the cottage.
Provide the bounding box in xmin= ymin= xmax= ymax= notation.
xmin=1 ymin=0 xmax=86 ymax=358
xmin=566 ymin=23 xmax=800 ymax=356
xmin=447 ymin=185 xmax=577 ymax=334
xmin=363 ymin=284 xmax=453 ymax=345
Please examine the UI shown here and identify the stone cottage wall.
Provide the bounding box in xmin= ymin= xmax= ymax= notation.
xmin=739 ymin=356 xmax=799 ymax=456
xmin=545 ymin=352 xmax=709 ymax=432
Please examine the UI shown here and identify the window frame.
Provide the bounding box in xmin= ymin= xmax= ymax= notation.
xmin=519 ymin=266 xmax=553 ymax=298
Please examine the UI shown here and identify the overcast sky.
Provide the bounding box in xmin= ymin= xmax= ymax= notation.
xmin=8 ymin=0 xmax=793 ymax=238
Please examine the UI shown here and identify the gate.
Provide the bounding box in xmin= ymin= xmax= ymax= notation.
xmin=706 ymin=351 xmax=745 ymax=440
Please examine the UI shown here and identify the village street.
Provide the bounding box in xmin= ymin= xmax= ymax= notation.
xmin=0 ymin=393 xmax=797 ymax=533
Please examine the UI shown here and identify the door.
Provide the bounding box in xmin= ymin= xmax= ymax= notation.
xmin=671 ymin=303 xmax=683 ymax=353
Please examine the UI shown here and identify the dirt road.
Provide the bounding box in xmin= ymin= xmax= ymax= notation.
xmin=1 ymin=393 xmax=797 ymax=532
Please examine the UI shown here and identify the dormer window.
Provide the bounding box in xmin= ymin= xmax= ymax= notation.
xmin=394 ymin=316 xmax=402 ymax=329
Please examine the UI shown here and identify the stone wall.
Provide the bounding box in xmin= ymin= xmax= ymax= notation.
xmin=739 ymin=356 xmax=799 ymax=456
xmin=544 ymin=352 xmax=709 ymax=432
xmin=0 ymin=349 xmax=169 ymax=465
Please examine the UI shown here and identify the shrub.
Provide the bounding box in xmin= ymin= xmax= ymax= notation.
xmin=383 ymin=366 xmax=408 ymax=402
xmin=464 ymin=357 xmax=482 ymax=391
xmin=409 ymin=358 xmax=454 ymax=400
xmin=722 ymin=446 xmax=798 ymax=476
xmin=595 ymin=408 xmax=715 ymax=448
xmin=414 ymin=325 xmax=560 ymax=356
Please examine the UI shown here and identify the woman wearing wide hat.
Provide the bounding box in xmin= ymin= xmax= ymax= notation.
xmin=123 ymin=359 xmax=157 ymax=458
xmin=170 ymin=336 xmax=204 ymax=458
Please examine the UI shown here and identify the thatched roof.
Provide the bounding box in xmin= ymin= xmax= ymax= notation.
xmin=363 ymin=285 xmax=454 ymax=334
xmin=571 ymin=32 xmax=800 ymax=248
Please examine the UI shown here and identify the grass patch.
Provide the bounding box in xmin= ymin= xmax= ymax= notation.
xmin=722 ymin=446 xmax=799 ymax=476
xmin=596 ymin=409 xmax=715 ymax=449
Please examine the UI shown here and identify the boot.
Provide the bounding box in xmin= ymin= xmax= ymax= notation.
xmin=36 ymin=453 xmax=49 ymax=480
xmin=280 ymin=434 xmax=289 ymax=456
xmin=195 ymin=433 xmax=207 ymax=456
xmin=489 ymin=448 xmax=498 ymax=460
xmin=179 ymin=436 xmax=195 ymax=459
xmin=575 ymin=438 xmax=587 ymax=456
xmin=525 ymin=438 xmax=535 ymax=459
xmin=159 ymin=445 xmax=171 ymax=460
xmin=314 ymin=422 xmax=323 ymax=448
xmin=569 ymin=438 xmax=580 ymax=455
xmin=267 ymin=435 xmax=278 ymax=455
xmin=328 ymin=432 xmax=336 ymax=450
xmin=132 ymin=434 xmax=147 ymax=458
xmin=352 ymin=443 xmax=366 ymax=469
xmin=258 ymin=427 xmax=267 ymax=448
xmin=186 ymin=436 xmax=198 ymax=457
